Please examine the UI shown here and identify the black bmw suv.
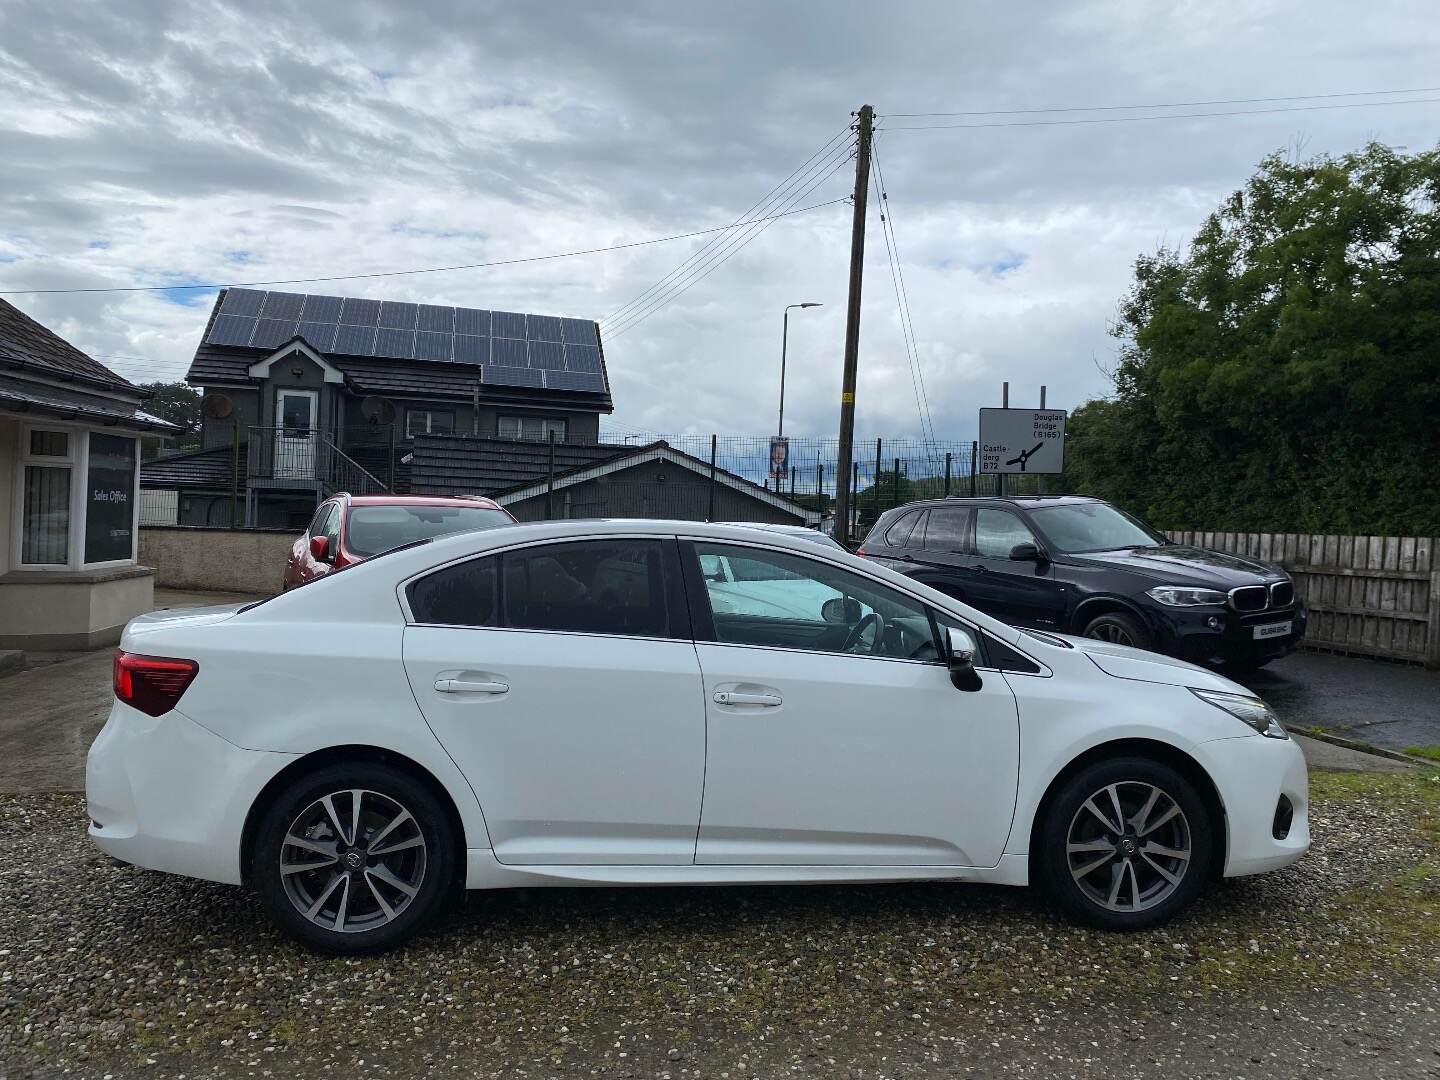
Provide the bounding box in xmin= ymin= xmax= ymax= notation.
xmin=859 ymin=495 xmax=1306 ymax=669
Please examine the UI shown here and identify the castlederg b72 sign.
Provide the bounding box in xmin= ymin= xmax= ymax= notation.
xmin=978 ymin=408 xmax=1067 ymax=474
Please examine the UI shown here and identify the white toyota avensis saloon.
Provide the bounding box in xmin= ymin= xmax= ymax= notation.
xmin=87 ymin=520 xmax=1309 ymax=952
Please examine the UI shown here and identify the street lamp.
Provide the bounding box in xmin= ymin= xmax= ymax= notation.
xmin=778 ymin=302 xmax=822 ymax=437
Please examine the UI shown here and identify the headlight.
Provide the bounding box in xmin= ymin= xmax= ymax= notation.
xmin=1147 ymin=585 xmax=1227 ymax=607
xmin=1191 ymin=688 xmax=1288 ymax=739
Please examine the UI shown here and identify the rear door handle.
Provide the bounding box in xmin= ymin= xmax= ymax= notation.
xmin=434 ymin=678 xmax=509 ymax=695
xmin=970 ymin=564 xmax=988 ymax=572
xmin=713 ymin=690 xmax=782 ymax=707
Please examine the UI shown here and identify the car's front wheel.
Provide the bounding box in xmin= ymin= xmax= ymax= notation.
xmin=252 ymin=763 xmax=457 ymax=953
xmin=1035 ymin=757 xmax=1213 ymax=930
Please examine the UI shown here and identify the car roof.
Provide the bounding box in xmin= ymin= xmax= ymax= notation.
xmin=887 ymin=494 xmax=1098 ymax=512
xmin=717 ymin=522 xmax=824 ymax=535
xmin=343 ymin=494 xmax=504 ymax=509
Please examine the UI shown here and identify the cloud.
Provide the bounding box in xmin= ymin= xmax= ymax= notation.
xmin=0 ymin=0 xmax=1437 ymax=442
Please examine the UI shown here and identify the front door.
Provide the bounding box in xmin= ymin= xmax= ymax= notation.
xmin=686 ymin=540 xmax=1021 ymax=867
xmin=402 ymin=538 xmax=706 ymax=864
xmin=966 ymin=507 xmax=1068 ymax=629
xmin=274 ymin=389 xmax=318 ymax=478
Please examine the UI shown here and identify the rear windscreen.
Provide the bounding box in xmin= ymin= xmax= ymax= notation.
xmin=347 ymin=505 xmax=511 ymax=557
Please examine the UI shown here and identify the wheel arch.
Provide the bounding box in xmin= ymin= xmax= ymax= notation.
xmin=1070 ymin=594 xmax=1150 ymax=635
xmin=1027 ymin=738 xmax=1228 ymax=879
xmin=239 ymin=744 xmax=468 ymax=885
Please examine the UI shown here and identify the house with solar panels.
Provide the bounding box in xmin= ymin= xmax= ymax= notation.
xmin=144 ymin=287 xmax=613 ymax=527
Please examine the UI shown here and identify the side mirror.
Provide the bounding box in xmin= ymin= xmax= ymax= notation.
xmin=309 ymin=535 xmax=330 ymax=562
xmin=822 ymin=596 xmax=863 ymax=624
xmin=946 ymin=626 xmax=983 ymax=692
xmin=1009 ymin=542 xmax=1042 ymax=561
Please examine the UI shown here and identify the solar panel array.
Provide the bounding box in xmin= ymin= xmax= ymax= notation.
xmin=206 ymin=288 xmax=606 ymax=393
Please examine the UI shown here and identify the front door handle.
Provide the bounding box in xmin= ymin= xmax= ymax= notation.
xmin=434 ymin=678 xmax=509 ymax=695
xmin=713 ymin=690 xmax=782 ymax=707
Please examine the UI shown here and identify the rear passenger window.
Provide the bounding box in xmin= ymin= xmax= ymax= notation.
xmin=883 ymin=510 xmax=921 ymax=548
xmin=503 ymin=540 xmax=672 ymax=638
xmin=408 ymin=557 xmax=497 ymax=626
xmin=921 ymin=507 xmax=969 ymax=552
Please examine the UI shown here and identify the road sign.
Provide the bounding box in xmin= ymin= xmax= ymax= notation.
xmin=978 ymin=408 xmax=1067 ymax=474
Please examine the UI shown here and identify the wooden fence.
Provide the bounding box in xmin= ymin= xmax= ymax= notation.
xmin=1166 ymin=531 xmax=1439 ymax=667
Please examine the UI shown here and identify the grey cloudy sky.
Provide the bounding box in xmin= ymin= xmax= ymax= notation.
xmin=2 ymin=0 xmax=1437 ymax=440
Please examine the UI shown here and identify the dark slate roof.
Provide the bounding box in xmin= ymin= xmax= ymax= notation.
xmin=0 ymin=298 xmax=142 ymax=392
xmin=409 ymin=434 xmax=627 ymax=497
xmin=185 ymin=288 xmax=612 ymax=409
xmin=140 ymin=444 xmax=247 ymax=489
xmin=0 ymin=373 xmax=178 ymax=434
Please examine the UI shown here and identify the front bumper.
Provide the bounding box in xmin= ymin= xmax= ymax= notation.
xmin=86 ymin=702 xmax=298 ymax=885
xmin=1193 ymin=731 xmax=1310 ymax=877
xmin=1149 ymin=602 xmax=1308 ymax=666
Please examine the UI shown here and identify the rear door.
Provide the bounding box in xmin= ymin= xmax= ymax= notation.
xmin=905 ymin=505 xmax=977 ymax=603
xmin=402 ymin=537 xmax=706 ymax=864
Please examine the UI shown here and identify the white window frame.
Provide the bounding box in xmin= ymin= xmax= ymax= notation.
xmin=10 ymin=422 xmax=142 ymax=572
xmin=406 ymin=408 xmax=456 ymax=439
xmin=497 ymin=415 xmax=567 ymax=442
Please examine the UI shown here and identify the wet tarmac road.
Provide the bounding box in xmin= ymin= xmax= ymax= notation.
xmin=1236 ymin=651 xmax=1440 ymax=752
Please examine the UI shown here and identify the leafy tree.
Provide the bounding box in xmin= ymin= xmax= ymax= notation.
xmin=139 ymin=381 xmax=202 ymax=451
xmin=1064 ymin=143 xmax=1440 ymax=535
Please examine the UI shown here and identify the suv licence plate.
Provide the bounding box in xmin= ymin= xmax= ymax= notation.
xmin=1253 ymin=621 xmax=1291 ymax=640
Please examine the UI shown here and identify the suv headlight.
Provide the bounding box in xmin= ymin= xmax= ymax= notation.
xmin=1191 ymin=688 xmax=1288 ymax=739
xmin=1147 ymin=585 xmax=1227 ymax=607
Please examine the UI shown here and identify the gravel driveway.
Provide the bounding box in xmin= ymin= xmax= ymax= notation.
xmin=3 ymin=769 xmax=1438 ymax=1078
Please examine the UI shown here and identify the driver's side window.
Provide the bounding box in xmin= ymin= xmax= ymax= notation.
xmin=692 ymin=542 xmax=937 ymax=661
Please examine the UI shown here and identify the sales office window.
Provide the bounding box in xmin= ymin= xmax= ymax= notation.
xmin=21 ymin=428 xmax=71 ymax=565
xmin=17 ymin=427 xmax=138 ymax=569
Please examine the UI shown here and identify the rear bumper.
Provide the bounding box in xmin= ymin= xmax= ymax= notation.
xmin=1149 ymin=603 xmax=1308 ymax=666
xmin=86 ymin=702 xmax=298 ymax=885
xmin=1194 ymin=732 xmax=1310 ymax=877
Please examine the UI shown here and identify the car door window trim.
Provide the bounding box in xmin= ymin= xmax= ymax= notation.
xmin=401 ymin=535 xmax=691 ymax=641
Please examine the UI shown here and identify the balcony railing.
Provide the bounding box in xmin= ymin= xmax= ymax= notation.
xmin=247 ymin=427 xmax=387 ymax=495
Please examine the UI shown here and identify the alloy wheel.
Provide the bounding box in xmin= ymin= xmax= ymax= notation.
xmin=1065 ymin=781 xmax=1191 ymax=912
xmin=1086 ymin=622 xmax=1135 ymax=646
xmin=280 ymin=788 xmax=428 ymax=933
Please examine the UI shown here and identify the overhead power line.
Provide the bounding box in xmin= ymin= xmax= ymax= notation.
xmin=601 ymin=123 xmax=856 ymax=327
xmin=870 ymin=141 xmax=937 ymax=453
xmin=603 ymin=136 xmax=857 ymax=339
xmin=0 ymin=198 xmax=850 ymax=298
xmin=878 ymin=96 xmax=1440 ymax=131
xmin=881 ymin=85 xmax=1440 ymax=119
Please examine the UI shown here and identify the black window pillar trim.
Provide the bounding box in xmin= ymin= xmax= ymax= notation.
xmin=676 ymin=539 xmax=717 ymax=643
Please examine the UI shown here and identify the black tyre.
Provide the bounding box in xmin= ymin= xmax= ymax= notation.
xmin=252 ymin=762 xmax=457 ymax=953
xmin=1035 ymin=756 xmax=1213 ymax=931
xmin=1080 ymin=610 xmax=1153 ymax=650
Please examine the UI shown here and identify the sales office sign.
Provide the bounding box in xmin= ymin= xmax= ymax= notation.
xmin=978 ymin=408 xmax=1068 ymax=474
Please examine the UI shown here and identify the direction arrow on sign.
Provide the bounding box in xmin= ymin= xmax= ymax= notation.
xmin=978 ymin=408 xmax=1067 ymax=474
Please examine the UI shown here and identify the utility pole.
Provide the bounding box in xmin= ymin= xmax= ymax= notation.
xmin=832 ymin=104 xmax=874 ymax=547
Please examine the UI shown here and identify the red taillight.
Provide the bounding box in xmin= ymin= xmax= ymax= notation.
xmin=855 ymin=547 xmax=869 ymax=557
xmin=113 ymin=650 xmax=200 ymax=717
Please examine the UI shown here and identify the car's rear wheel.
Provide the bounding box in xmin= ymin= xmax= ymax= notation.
xmin=1080 ymin=611 xmax=1153 ymax=650
xmin=252 ymin=763 xmax=457 ymax=953
xmin=1035 ymin=757 xmax=1213 ymax=930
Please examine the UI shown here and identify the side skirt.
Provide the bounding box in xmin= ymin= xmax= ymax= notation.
xmin=464 ymin=851 xmax=1030 ymax=890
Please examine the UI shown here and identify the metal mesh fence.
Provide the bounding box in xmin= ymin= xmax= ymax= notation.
xmin=595 ymin=432 xmax=1057 ymax=534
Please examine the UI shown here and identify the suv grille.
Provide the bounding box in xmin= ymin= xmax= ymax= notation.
xmin=1229 ymin=585 xmax=1269 ymax=612
xmin=1270 ymin=581 xmax=1294 ymax=608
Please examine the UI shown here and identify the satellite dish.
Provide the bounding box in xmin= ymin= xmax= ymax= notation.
xmin=361 ymin=396 xmax=398 ymax=425
xmin=201 ymin=393 xmax=233 ymax=419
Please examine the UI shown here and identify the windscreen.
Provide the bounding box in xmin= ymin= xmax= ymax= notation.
xmin=346 ymin=505 xmax=511 ymax=557
xmin=1027 ymin=502 xmax=1164 ymax=553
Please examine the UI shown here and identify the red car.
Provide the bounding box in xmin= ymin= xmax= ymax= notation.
xmin=283 ymin=493 xmax=516 ymax=590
